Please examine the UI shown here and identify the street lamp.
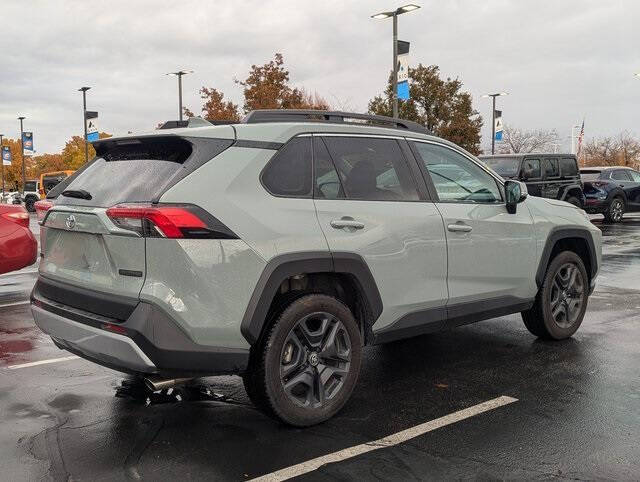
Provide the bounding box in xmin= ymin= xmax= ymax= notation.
xmin=482 ymin=92 xmax=508 ymax=154
xmin=0 ymin=133 xmax=4 ymax=196
xmin=166 ymin=70 xmax=193 ymax=121
xmin=17 ymin=116 xmax=26 ymax=195
xmin=79 ymin=87 xmax=91 ymax=163
xmin=371 ymin=4 xmax=421 ymax=118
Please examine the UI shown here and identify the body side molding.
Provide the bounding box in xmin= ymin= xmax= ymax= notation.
xmin=240 ymin=251 xmax=383 ymax=345
xmin=373 ymin=296 xmax=534 ymax=345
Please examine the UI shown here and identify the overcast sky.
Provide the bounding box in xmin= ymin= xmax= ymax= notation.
xmin=1 ymin=0 xmax=639 ymax=154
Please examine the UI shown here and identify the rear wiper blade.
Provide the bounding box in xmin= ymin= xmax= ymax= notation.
xmin=62 ymin=189 xmax=92 ymax=200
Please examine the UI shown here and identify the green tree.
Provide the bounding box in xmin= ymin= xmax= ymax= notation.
xmin=368 ymin=65 xmax=483 ymax=154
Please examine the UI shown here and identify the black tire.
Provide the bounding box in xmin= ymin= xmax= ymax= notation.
xmin=25 ymin=196 xmax=36 ymax=213
xmin=565 ymin=195 xmax=582 ymax=209
xmin=243 ymin=294 xmax=362 ymax=426
xmin=522 ymin=251 xmax=589 ymax=340
xmin=603 ymin=197 xmax=625 ymax=223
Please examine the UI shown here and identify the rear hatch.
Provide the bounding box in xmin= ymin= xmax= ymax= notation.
xmin=39 ymin=133 xmax=235 ymax=313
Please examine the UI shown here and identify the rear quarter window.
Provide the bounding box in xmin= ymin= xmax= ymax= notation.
xmin=261 ymin=137 xmax=312 ymax=197
xmin=560 ymin=158 xmax=578 ymax=176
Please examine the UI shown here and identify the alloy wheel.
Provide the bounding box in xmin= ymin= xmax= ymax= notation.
xmin=280 ymin=311 xmax=351 ymax=408
xmin=610 ymin=199 xmax=624 ymax=222
xmin=550 ymin=262 xmax=585 ymax=328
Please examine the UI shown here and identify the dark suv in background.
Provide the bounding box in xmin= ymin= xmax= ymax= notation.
xmin=580 ymin=166 xmax=640 ymax=222
xmin=480 ymin=154 xmax=585 ymax=208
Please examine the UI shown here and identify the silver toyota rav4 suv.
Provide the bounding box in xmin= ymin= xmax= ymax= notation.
xmin=32 ymin=110 xmax=602 ymax=426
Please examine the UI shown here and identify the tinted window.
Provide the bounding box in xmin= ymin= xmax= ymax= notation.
xmin=322 ymin=137 xmax=418 ymax=201
xmin=580 ymin=170 xmax=602 ymax=181
xmin=24 ymin=181 xmax=37 ymax=192
xmin=313 ymin=138 xmax=343 ymax=200
xmin=521 ymin=159 xmax=541 ymax=179
xmin=542 ymin=158 xmax=559 ymax=178
xmin=57 ymin=136 xmax=231 ymax=207
xmin=611 ymin=170 xmax=632 ymax=181
xmin=262 ymin=137 xmax=312 ymax=197
xmin=413 ymin=142 xmax=502 ymax=203
xmin=560 ymin=158 xmax=578 ymax=176
xmin=629 ymin=170 xmax=640 ymax=182
xmin=481 ymin=157 xmax=520 ymax=177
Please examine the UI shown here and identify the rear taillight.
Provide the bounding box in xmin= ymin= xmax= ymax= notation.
xmin=106 ymin=204 xmax=237 ymax=239
xmin=34 ymin=200 xmax=54 ymax=222
xmin=2 ymin=209 xmax=30 ymax=228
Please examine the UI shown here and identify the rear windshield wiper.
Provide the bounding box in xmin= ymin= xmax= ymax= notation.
xmin=62 ymin=189 xmax=92 ymax=200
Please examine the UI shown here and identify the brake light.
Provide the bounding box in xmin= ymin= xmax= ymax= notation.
xmin=2 ymin=209 xmax=30 ymax=228
xmin=34 ymin=200 xmax=54 ymax=222
xmin=106 ymin=204 xmax=213 ymax=238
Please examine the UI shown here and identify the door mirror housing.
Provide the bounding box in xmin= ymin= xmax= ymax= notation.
xmin=505 ymin=180 xmax=528 ymax=214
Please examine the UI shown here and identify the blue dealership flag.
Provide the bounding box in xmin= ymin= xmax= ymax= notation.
xmin=1 ymin=146 xmax=11 ymax=165
xmin=397 ymin=81 xmax=410 ymax=100
xmin=22 ymin=132 xmax=34 ymax=154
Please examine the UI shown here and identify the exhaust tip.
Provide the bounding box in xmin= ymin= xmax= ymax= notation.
xmin=143 ymin=377 xmax=193 ymax=392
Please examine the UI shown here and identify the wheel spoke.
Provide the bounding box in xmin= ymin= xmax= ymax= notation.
xmin=283 ymin=367 xmax=315 ymax=406
xmin=319 ymin=322 xmax=350 ymax=363
xmin=296 ymin=314 xmax=332 ymax=349
xmin=281 ymin=331 xmax=306 ymax=378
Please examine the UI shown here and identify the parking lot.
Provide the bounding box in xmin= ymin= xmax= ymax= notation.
xmin=1 ymin=214 xmax=639 ymax=480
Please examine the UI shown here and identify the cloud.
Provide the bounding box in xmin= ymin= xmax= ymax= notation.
xmin=0 ymin=0 xmax=638 ymax=153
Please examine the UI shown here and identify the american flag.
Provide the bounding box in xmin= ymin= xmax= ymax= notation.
xmin=576 ymin=119 xmax=585 ymax=158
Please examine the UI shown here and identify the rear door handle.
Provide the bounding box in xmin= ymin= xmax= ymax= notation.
xmin=447 ymin=223 xmax=472 ymax=233
xmin=331 ymin=219 xmax=365 ymax=230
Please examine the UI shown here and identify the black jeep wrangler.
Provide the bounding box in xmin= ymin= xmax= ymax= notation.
xmin=480 ymin=153 xmax=585 ymax=208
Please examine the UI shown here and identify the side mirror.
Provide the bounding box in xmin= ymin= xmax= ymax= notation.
xmin=505 ymin=180 xmax=528 ymax=214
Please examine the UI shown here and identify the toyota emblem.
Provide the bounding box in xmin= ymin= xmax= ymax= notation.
xmin=65 ymin=214 xmax=76 ymax=230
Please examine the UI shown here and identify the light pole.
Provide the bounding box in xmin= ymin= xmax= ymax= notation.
xmin=371 ymin=4 xmax=420 ymax=119
xmin=0 ymin=133 xmax=4 ymax=196
xmin=18 ymin=116 xmax=25 ymax=195
xmin=166 ymin=70 xmax=193 ymax=121
xmin=79 ymin=87 xmax=91 ymax=162
xmin=482 ymin=92 xmax=508 ymax=154
xmin=570 ymin=124 xmax=580 ymax=154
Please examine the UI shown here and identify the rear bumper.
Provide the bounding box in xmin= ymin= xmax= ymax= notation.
xmin=583 ymin=197 xmax=608 ymax=214
xmin=31 ymin=277 xmax=249 ymax=377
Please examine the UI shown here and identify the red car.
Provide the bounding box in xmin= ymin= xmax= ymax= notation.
xmin=0 ymin=204 xmax=37 ymax=274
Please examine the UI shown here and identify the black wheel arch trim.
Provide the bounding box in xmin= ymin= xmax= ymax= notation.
xmin=535 ymin=227 xmax=598 ymax=287
xmin=240 ymin=251 xmax=383 ymax=345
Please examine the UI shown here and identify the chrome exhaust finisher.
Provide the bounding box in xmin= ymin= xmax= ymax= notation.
xmin=143 ymin=377 xmax=193 ymax=392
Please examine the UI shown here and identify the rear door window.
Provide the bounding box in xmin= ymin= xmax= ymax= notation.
xmin=52 ymin=136 xmax=233 ymax=207
xmin=313 ymin=137 xmax=344 ymax=200
xmin=611 ymin=170 xmax=632 ymax=181
xmin=542 ymin=158 xmax=559 ymax=178
xmin=321 ymin=136 xmax=419 ymax=201
xmin=629 ymin=170 xmax=640 ymax=182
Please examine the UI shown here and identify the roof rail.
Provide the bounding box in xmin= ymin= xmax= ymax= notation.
xmin=158 ymin=117 xmax=215 ymax=130
xmin=242 ymin=109 xmax=430 ymax=135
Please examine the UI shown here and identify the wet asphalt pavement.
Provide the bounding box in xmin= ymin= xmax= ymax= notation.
xmin=1 ymin=214 xmax=640 ymax=480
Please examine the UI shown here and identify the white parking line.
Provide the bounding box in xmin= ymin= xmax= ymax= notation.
xmin=0 ymin=300 xmax=31 ymax=308
xmin=251 ymin=395 xmax=518 ymax=481
xmin=6 ymin=356 xmax=79 ymax=370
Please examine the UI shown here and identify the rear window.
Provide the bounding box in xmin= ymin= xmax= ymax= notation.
xmin=560 ymin=158 xmax=578 ymax=176
xmin=24 ymin=181 xmax=37 ymax=192
xmin=481 ymin=157 xmax=520 ymax=177
xmin=580 ymin=170 xmax=601 ymax=181
xmin=51 ymin=136 xmax=232 ymax=207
